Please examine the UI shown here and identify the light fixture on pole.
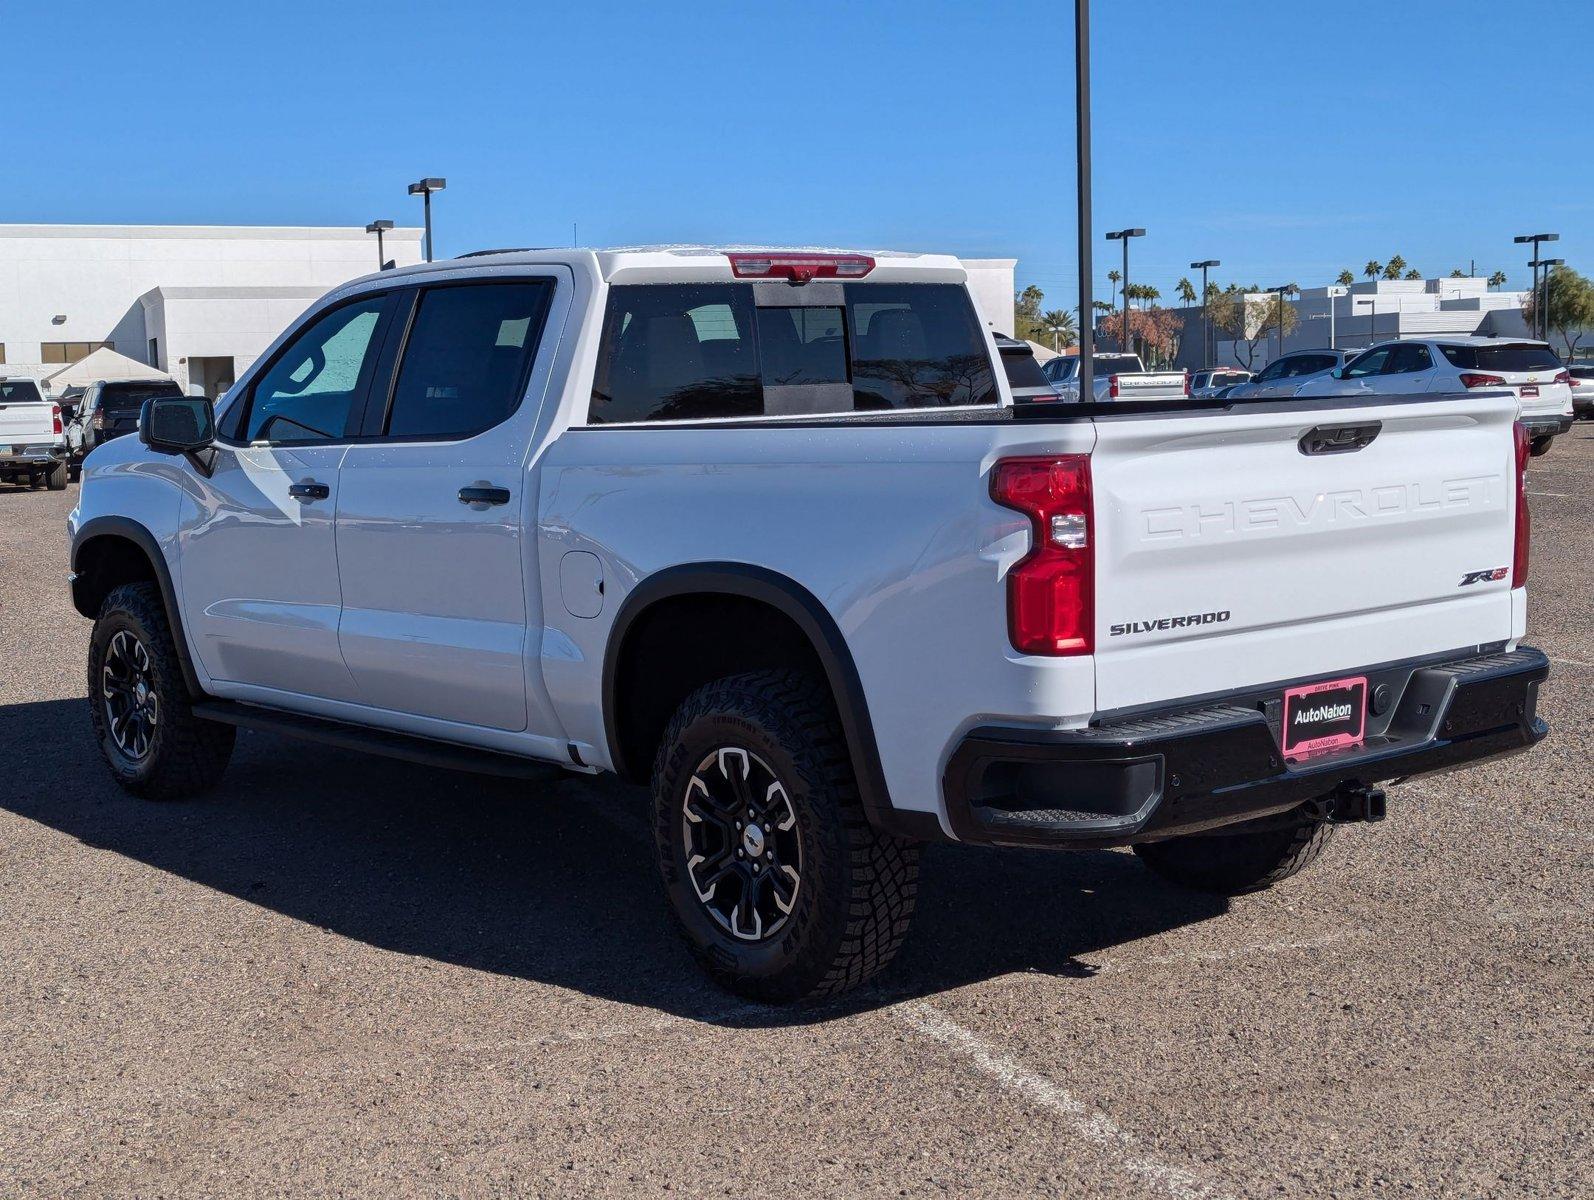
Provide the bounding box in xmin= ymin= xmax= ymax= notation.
xmin=1105 ymin=227 xmax=1145 ymax=353
xmin=365 ymin=220 xmax=394 ymax=270
xmin=1190 ymin=259 xmax=1220 ymax=367
xmin=1514 ymin=233 xmax=1558 ymax=339
xmin=1531 ymin=257 xmax=1564 ymax=343
xmin=1074 ymin=0 xmax=1094 ymax=402
xmin=408 ymin=177 xmax=447 ymax=262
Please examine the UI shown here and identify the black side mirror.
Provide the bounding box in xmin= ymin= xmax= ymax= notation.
xmin=140 ymin=396 xmax=215 ymax=455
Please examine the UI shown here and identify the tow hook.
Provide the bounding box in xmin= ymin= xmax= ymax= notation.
xmin=1323 ymin=784 xmax=1387 ymax=824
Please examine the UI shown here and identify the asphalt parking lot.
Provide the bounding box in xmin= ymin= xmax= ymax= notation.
xmin=0 ymin=433 xmax=1588 ymax=1199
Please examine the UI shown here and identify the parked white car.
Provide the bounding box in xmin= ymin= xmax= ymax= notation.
xmin=1223 ymin=349 xmax=1354 ymax=401
xmin=1041 ymin=352 xmax=1188 ymax=401
xmin=1294 ymin=337 xmax=1574 ymax=454
xmin=68 ymin=246 xmax=1551 ymax=1001
xmin=1190 ymin=367 xmax=1252 ymax=398
xmin=0 ymin=375 xmax=70 ymax=490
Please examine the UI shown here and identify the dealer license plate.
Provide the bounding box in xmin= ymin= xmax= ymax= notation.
xmin=1281 ymin=676 xmax=1368 ymax=756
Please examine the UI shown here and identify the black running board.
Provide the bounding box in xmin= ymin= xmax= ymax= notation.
xmin=191 ymin=700 xmax=567 ymax=782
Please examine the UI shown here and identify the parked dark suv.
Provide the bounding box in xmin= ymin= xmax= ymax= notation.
xmin=72 ymin=380 xmax=185 ymax=477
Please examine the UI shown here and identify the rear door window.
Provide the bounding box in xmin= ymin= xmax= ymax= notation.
xmin=1343 ymin=347 xmax=1391 ymax=378
xmin=1438 ymin=343 xmax=1562 ymax=372
xmin=587 ymin=281 xmax=996 ymax=423
xmin=384 ymin=281 xmax=553 ymax=439
xmin=1384 ymin=344 xmax=1432 ymax=374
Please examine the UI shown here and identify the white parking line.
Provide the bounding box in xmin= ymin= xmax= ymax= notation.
xmin=899 ymin=1000 xmax=1229 ymax=1200
xmin=1526 ymin=490 xmax=1570 ymax=498
xmin=1548 ymin=656 xmax=1592 ymax=669
xmin=1093 ymin=929 xmax=1363 ymax=971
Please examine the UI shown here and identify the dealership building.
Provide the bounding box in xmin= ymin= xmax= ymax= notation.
xmin=1 ymin=225 xmax=1017 ymax=400
xmin=0 ymin=224 xmax=424 ymax=398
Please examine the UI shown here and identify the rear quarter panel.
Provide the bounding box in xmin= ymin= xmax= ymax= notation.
xmin=536 ymin=421 xmax=1097 ymax=821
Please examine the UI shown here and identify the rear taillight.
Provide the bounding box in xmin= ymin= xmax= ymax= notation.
xmin=990 ymin=456 xmax=1094 ymax=656
xmin=1459 ymin=373 xmax=1507 ymax=389
xmin=726 ymin=252 xmax=874 ymax=282
xmin=1183 ymin=370 xmax=1191 ymax=398
xmin=1108 ymin=375 xmax=1120 ymax=399
xmin=51 ymin=405 xmax=62 ymax=435
xmin=1513 ymin=421 xmax=1531 ymax=588
xmin=92 ymin=409 xmax=103 ymax=430
xmin=1552 ymin=370 xmax=1572 ymax=386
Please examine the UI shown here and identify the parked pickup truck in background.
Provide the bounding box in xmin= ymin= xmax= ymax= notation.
xmin=67 ymin=246 xmax=1551 ymax=1002
xmin=1 ymin=376 xmax=69 ymax=490
xmin=1041 ymin=351 xmax=1188 ymax=401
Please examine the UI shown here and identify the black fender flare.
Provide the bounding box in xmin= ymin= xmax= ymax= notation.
xmin=72 ymin=515 xmax=204 ymax=699
xmin=601 ymin=562 xmax=941 ymax=842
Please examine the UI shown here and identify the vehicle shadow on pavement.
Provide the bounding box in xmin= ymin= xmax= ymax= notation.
xmin=2 ymin=698 xmax=1227 ymax=1025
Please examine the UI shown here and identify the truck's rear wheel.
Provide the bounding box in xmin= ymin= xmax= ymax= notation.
xmin=1530 ymin=435 xmax=1553 ymax=457
xmin=650 ymin=669 xmax=918 ymax=1003
xmin=45 ymin=461 xmax=68 ymax=490
xmin=1133 ymin=813 xmax=1334 ymax=895
xmin=88 ymin=582 xmax=235 ymax=800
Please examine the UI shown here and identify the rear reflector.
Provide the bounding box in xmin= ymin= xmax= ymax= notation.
xmin=1459 ymin=373 xmax=1507 ymax=389
xmin=991 ymin=456 xmax=1094 ymax=655
xmin=727 ymin=253 xmax=874 ymax=283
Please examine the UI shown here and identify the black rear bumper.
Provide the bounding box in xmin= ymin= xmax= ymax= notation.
xmin=943 ymin=647 xmax=1550 ymax=848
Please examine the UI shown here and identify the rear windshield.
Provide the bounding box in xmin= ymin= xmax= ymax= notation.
xmin=0 ymin=380 xmax=44 ymax=404
xmin=998 ymin=346 xmax=1050 ymax=389
xmin=101 ymin=381 xmax=183 ymax=413
xmin=588 ymin=282 xmax=997 ymax=423
xmin=1438 ymin=344 xmax=1562 ymax=372
xmin=1094 ymin=354 xmax=1141 ymax=373
xmin=1571 ymin=366 xmax=1594 ymax=379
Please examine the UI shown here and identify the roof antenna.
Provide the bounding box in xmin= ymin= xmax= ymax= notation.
xmin=572 ymin=222 xmax=577 ymax=248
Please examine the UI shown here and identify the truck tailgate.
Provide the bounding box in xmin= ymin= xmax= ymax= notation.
xmin=0 ymin=401 xmax=56 ymax=442
xmin=1105 ymin=372 xmax=1185 ymax=401
xmin=1089 ymin=394 xmax=1519 ymax=712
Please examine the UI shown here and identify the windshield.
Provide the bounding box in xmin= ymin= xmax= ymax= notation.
xmin=0 ymin=380 xmax=45 ymax=404
xmin=1438 ymin=344 xmax=1562 ymax=373
xmin=101 ymin=381 xmax=183 ymax=413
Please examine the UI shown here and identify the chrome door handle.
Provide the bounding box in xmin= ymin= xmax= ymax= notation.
xmin=288 ymin=481 xmax=330 ymax=501
xmin=458 ymin=485 xmax=511 ymax=506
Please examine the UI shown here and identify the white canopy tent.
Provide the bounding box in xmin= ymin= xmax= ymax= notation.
xmin=43 ymin=346 xmax=172 ymax=394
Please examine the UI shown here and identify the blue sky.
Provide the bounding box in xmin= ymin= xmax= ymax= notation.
xmin=8 ymin=0 xmax=1587 ymax=310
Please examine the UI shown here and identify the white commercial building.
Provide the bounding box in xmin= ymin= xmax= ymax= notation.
xmin=2 ymin=227 xmax=1017 ymax=398
xmin=0 ymin=224 xmax=424 ymax=397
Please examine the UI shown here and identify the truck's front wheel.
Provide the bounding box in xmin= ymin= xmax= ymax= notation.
xmin=1132 ymin=813 xmax=1334 ymax=895
xmin=88 ymin=583 xmax=235 ymax=800
xmin=651 ymin=670 xmax=918 ymax=1003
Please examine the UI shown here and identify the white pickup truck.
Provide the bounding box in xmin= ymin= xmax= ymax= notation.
xmin=68 ymin=247 xmax=1550 ymax=1002
xmin=1041 ymin=351 xmax=1189 ymax=401
xmin=1 ymin=376 xmax=70 ymax=490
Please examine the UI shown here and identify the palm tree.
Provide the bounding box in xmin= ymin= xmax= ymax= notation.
xmin=1040 ymin=309 xmax=1077 ymax=352
xmin=1404 ymin=268 xmax=1422 ymax=280
xmin=1337 ymin=270 xmax=1355 ymax=287
xmin=1449 ymin=268 xmax=1466 ymax=279
xmin=1364 ymin=260 xmax=1383 ymax=282
xmin=1384 ymin=255 xmax=1407 ymax=280
xmin=1176 ymin=277 xmax=1197 ymax=306
xmin=1488 ymin=270 xmax=1507 ymax=290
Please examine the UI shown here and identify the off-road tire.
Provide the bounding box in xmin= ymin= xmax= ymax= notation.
xmin=45 ymin=461 xmax=68 ymax=490
xmin=88 ymin=582 xmax=234 ymax=799
xmin=68 ymin=463 xmax=82 ymax=483
xmin=1133 ymin=814 xmax=1334 ymax=896
xmin=651 ymin=669 xmax=919 ymax=1003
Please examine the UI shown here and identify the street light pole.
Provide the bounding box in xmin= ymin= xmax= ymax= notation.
xmin=1106 ymin=227 xmax=1145 ymax=354
xmin=409 ymin=177 xmax=448 ymax=262
xmin=1534 ymin=257 xmax=1565 ymax=349
xmin=1074 ymin=0 xmax=1094 ymax=402
xmin=1191 ymin=259 xmax=1219 ymax=367
xmin=1515 ymin=232 xmax=1559 ymax=339
xmin=364 ymin=220 xmax=394 ymax=270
